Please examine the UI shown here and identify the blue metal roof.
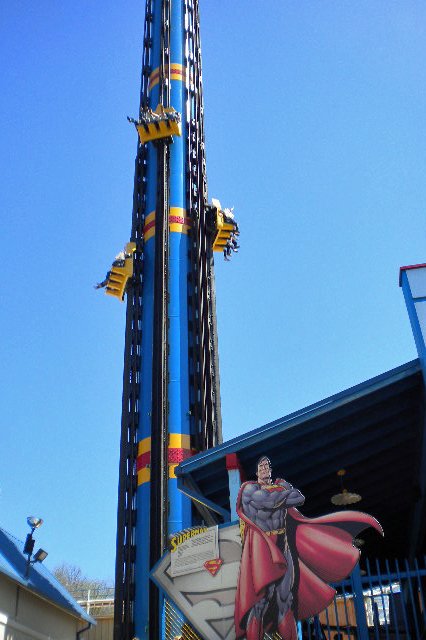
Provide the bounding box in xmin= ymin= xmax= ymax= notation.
xmin=0 ymin=527 xmax=95 ymax=624
xmin=177 ymin=360 xmax=426 ymax=560
xmin=178 ymin=360 xmax=422 ymax=473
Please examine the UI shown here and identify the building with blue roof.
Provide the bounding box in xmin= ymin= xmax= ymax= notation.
xmin=0 ymin=526 xmax=95 ymax=639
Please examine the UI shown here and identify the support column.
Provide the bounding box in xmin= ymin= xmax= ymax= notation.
xmin=400 ymin=264 xmax=426 ymax=557
xmin=351 ymin=564 xmax=369 ymax=640
xmin=226 ymin=453 xmax=244 ymax=520
xmin=400 ymin=264 xmax=426 ymax=385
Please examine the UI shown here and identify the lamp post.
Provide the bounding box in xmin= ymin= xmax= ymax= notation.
xmin=24 ymin=516 xmax=48 ymax=577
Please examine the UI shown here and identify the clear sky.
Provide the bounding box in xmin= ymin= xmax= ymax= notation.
xmin=1 ymin=1 xmax=425 ymax=583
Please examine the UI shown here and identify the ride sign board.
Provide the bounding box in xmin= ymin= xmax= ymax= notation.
xmin=170 ymin=526 xmax=219 ymax=578
xmin=152 ymin=523 xmax=241 ymax=640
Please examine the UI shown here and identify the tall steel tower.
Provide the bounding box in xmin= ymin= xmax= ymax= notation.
xmin=106 ymin=1 xmax=238 ymax=638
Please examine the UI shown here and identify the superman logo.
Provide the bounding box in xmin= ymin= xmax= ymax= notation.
xmin=204 ymin=558 xmax=223 ymax=576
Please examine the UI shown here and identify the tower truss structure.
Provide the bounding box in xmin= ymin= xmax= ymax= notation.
xmin=112 ymin=1 xmax=230 ymax=637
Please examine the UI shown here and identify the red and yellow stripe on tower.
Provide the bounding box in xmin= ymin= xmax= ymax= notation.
xmin=143 ymin=208 xmax=191 ymax=242
xmin=136 ymin=434 xmax=195 ymax=485
xmin=148 ymin=63 xmax=186 ymax=90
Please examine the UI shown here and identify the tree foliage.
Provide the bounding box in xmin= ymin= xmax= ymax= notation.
xmin=53 ymin=563 xmax=113 ymax=601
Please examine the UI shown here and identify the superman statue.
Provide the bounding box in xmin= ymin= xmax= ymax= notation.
xmin=235 ymin=456 xmax=383 ymax=640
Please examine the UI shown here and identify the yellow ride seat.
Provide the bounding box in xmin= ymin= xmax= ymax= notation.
xmin=136 ymin=104 xmax=182 ymax=144
xmin=105 ymin=242 xmax=137 ymax=301
xmin=210 ymin=198 xmax=237 ymax=253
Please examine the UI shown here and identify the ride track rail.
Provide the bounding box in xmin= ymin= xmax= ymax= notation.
xmin=186 ymin=0 xmax=223 ymax=451
xmin=113 ymin=1 xmax=153 ymax=638
xmin=149 ymin=1 xmax=171 ymax=634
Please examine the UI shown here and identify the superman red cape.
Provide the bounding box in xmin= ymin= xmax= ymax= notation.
xmin=235 ymin=480 xmax=383 ymax=638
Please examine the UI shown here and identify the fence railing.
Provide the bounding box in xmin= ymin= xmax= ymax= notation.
xmin=303 ymin=557 xmax=426 ymax=640
xmin=69 ymin=587 xmax=115 ymax=618
xmin=70 ymin=557 xmax=426 ymax=637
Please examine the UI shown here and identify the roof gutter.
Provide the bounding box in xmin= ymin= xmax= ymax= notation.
xmin=77 ymin=622 xmax=92 ymax=640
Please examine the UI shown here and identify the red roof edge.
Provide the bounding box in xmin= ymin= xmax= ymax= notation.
xmin=399 ymin=264 xmax=426 ymax=287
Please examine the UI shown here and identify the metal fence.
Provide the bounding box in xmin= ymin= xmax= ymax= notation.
xmin=71 ymin=587 xmax=115 ymax=618
xmin=72 ymin=557 xmax=426 ymax=638
xmin=163 ymin=557 xmax=426 ymax=640
xmin=303 ymin=557 xmax=426 ymax=640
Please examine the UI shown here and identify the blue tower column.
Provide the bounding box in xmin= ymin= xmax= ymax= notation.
xmin=133 ymin=1 xmax=192 ymax=636
xmin=167 ymin=0 xmax=192 ymax=537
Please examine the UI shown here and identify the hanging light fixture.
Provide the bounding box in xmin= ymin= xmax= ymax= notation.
xmin=331 ymin=469 xmax=362 ymax=506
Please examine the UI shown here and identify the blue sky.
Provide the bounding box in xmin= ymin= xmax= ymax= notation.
xmin=1 ymin=1 xmax=425 ymax=583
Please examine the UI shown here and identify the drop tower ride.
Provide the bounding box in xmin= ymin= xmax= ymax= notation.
xmin=109 ymin=1 xmax=238 ymax=638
